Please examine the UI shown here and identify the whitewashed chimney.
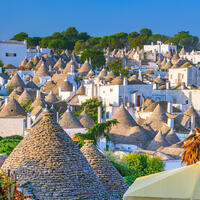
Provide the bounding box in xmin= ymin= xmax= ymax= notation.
xmin=167 ymin=102 xmax=173 ymax=114
xmin=36 ymin=90 xmax=40 ymax=98
xmin=27 ymin=113 xmax=31 ymax=129
xmin=166 ymin=81 xmax=170 ymax=90
xmin=5 ymin=97 xmax=9 ymax=105
xmin=167 ymin=118 xmax=174 ymax=129
xmin=98 ymin=106 xmax=102 ymax=123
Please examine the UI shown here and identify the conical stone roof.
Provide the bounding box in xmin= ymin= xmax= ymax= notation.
xmin=59 ymin=108 xmax=83 ymax=129
xmin=145 ymin=104 xmax=168 ymax=123
xmin=99 ymin=68 xmax=107 ymax=78
xmin=53 ymin=58 xmax=65 ymax=71
xmin=76 ymin=85 xmax=85 ymax=95
xmin=35 ymin=58 xmax=43 ymax=70
xmin=26 ymin=81 xmax=39 ymax=90
xmin=33 ymin=63 xmax=50 ymax=84
xmin=63 ymin=59 xmax=78 ymax=74
xmin=2 ymin=114 xmax=111 ymax=200
xmin=81 ymin=140 xmax=128 ymax=200
xmin=25 ymin=60 xmax=34 ymax=70
xmin=179 ymin=47 xmax=185 ymax=56
xmin=79 ymin=60 xmax=92 ymax=74
xmin=31 ymin=96 xmax=46 ymax=108
xmin=32 ymin=55 xmax=40 ymax=65
xmin=110 ymin=76 xmax=123 ymax=85
xmin=147 ymin=131 xmax=170 ymax=150
xmin=20 ymin=58 xmax=28 ymax=66
xmin=0 ymin=97 xmax=26 ymax=117
xmin=18 ymin=90 xmax=32 ymax=105
xmin=45 ymin=91 xmax=58 ymax=104
xmin=111 ymin=105 xmax=138 ymax=129
xmin=105 ymin=71 xmax=115 ymax=82
xmin=166 ymin=129 xmax=180 ymax=144
xmin=6 ymin=73 xmax=26 ymax=88
xmin=57 ymin=80 xmax=73 ymax=91
xmin=78 ymin=108 xmax=95 ymax=129
xmin=9 ymin=89 xmax=21 ymax=100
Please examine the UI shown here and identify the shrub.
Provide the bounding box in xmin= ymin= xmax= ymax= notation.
xmin=122 ymin=152 xmax=165 ymax=178
xmin=123 ymin=176 xmax=136 ymax=186
xmin=111 ymin=161 xmax=134 ymax=177
xmin=0 ymin=136 xmax=23 ymax=155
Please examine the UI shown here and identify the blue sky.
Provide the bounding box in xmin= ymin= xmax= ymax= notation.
xmin=1 ymin=0 xmax=200 ymax=40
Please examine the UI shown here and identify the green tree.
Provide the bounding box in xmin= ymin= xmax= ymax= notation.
xmin=78 ymin=32 xmax=91 ymax=41
xmin=73 ymin=40 xmax=86 ymax=53
xmin=148 ymin=34 xmax=169 ymax=43
xmin=10 ymin=32 xmax=28 ymax=41
xmin=48 ymin=39 xmax=64 ymax=49
xmin=128 ymin=32 xmax=139 ymax=39
xmin=52 ymin=32 xmax=63 ymax=39
xmin=73 ymin=119 xmax=118 ymax=147
xmin=0 ymin=60 xmax=3 ymax=67
xmin=140 ymin=28 xmax=152 ymax=38
xmin=165 ymin=31 xmax=199 ymax=51
xmin=81 ymin=49 xmax=105 ymax=70
xmin=62 ymin=27 xmax=79 ymax=39
xmin=40 ymin=36 xmax=52 ymax=48
xmin=27 ymin=37 xmax=41 ymax=47
xmin=73 ymin=98 xmax=102 ymax=123
xmin=107 ymin=58 xmax=124 ymax=76
xmin=130 ymin=35 xmax=147 ymax=49
xmin=85 ymin=37 xmax=101 ymax=49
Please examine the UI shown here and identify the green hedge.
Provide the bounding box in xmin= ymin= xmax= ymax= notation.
xmin=0 ymin=135 xmax=23 ymax=155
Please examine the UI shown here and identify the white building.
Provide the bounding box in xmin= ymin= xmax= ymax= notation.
xmin=144 ymin=41 xmax=177 ymax=56
xmin=168 ymin=65 xmax=200 ymax=87
xmin=0 ymin=40 xmax=27 ymax=67
xmin=27 ymin=46 xmax=51 ymax=60
xmin=180 ymin=50 xmax=200 ymax=64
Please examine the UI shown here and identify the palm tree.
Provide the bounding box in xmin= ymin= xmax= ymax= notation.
xmin=181 ymin=127 xmax=200 ymax=166
xmin=73 ymin=119 xmax=118 ymax=148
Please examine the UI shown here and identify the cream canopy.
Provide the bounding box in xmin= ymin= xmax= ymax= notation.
xmin=124 ymin=164 xmax=200 ymax=200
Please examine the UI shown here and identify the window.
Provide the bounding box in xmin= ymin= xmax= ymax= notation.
xmin=5 ymin=53 xmax=17 ymax=57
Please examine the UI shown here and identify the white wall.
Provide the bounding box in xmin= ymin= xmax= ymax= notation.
xmin=0 ymin=118 xmax=25 ymax=136
xmin=0 ymin=40 xmax=27 ymax=67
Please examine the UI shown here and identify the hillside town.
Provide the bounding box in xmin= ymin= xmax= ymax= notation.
xmin=1 ymin=27 xmax=200 ymax=200
xmin=0 ymin=21 xmax=200 ymax=200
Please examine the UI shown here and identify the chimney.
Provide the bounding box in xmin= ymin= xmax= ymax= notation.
xmin=181 ymin=82 xmax=185 ymax=90
xmin=49 ymin=65 xmax=52 ymax=72
xmin=56 ymin=112 xmax=59 ymax=123
xmin=98 ymin=106 xmax=102 ymax=123
xmin=166 ymin=81 xmax=170 ymax=90
xmin=27 ymin=113 xmax=31 ymax=129
xmin=138 ymin=69 xmax=143 ymax=81
xmin=153 ymin=83 xmax=159 ymax=90
xmin=191 ymin=115 xmax=196 ymax=129
xmin=5 ymin=97 xmax=9 ymax=105
xmin=167 ymin=118 xmax=174 ymax=129
xmin=72 ymin=85 xmax=76 ymax=92
xmin=167 ymin=102 xmax=173 ymax=114
xmin=71 ymin=64 xmax=75 ymax=73
xmin=123 ymin=77 xmax=128 ymax=86
xmin=36 ymin=90 xmax=40 ymax=98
